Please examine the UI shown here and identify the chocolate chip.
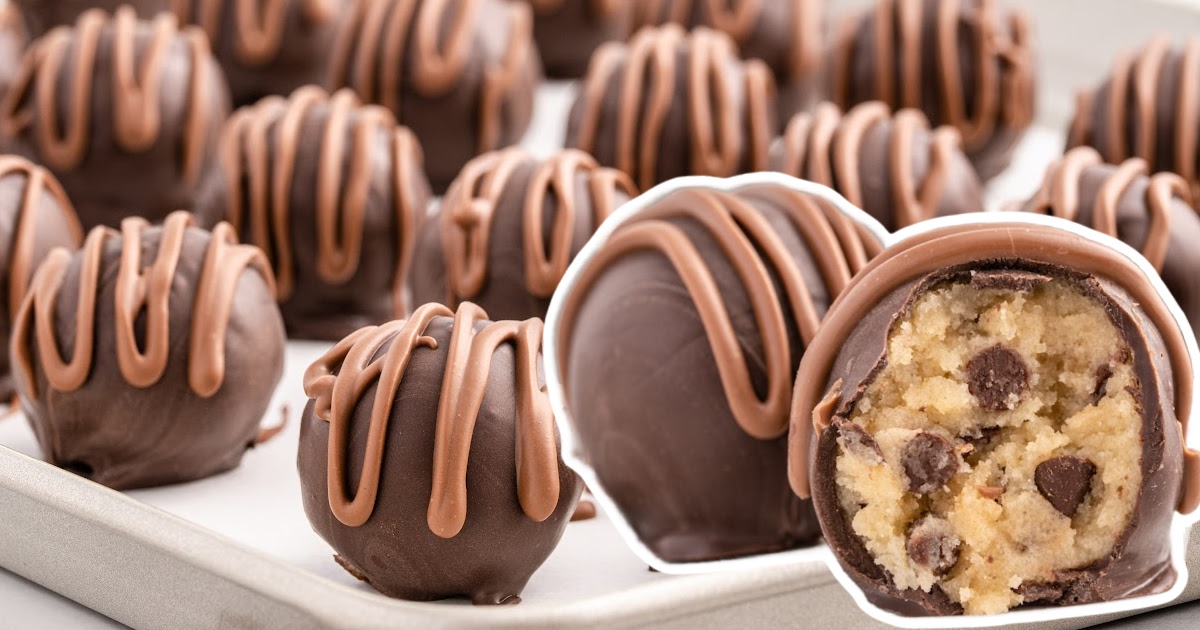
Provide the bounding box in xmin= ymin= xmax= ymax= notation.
xmin=839 ymin=422 xmax=883 ymax=465
xmin=1091 ymin=364 xmax=1113 ymax=405
xmin=1035 ymin=456 xmax=1097 ymax=517
xmin=1017 ymin=582 xmax=1064 ymax=603
xmin=967 ymin=345 xmax=1031 ymax=411
xmin=906 ymin=516 xmax=961 ymax=576
xmin=901 ymin=432 xmax=959 ymax=494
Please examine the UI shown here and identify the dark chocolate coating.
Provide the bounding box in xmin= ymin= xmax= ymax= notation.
xmin=810 ymin=263 xmax=1182 ymax=615
xmin=14 ymin=222 xmax=286 ymax=490
xmin=524 ymin=0 xmax=634 ymax=78
xmin=10 ymin=0 xmax=169 ymax=37
xmin=297 ymin=316 xmax=583 ymax=604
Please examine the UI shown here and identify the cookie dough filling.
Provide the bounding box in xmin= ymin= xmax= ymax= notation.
xmin=833 ymin=275 xmax=1142 ymax=614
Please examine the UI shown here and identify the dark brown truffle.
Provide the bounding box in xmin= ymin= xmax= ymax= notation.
xmin=634 ymin=0 xmax=824 ymax=116
xmin=828 ymin=0 xmax=1036 ymax=181
xmin=10 ymin=0 xmax=169 ymax=38
xmin=298 ymin=302 xmax=583 ymax=605
xmin=412 ymin=148 xmax=636 ymax=322
xmin=173 ymin=0 xmax=354 ymax=107
xmin=203 ymin=86 xmax=431 ymax=341
xmin=0 ymin=156 xmax=83 ymax=401
xmin=556 ymin=182 xmax=883 ymax=563
xmin=0 ymin=8 xmax=231 ymax=231
xmin=565 ymin=24 xmax=777 ymax=191
xmin=1068 ymin=36 xmax=1200 ymax=206
xmin=326 ymin=0 xmax=541 ymax=193
xmin=1022 ymin=146 xmax=1200 ymax=343
xmin=770 ymin=101 xmax=984 ymax=231
xmin=523 ymin=0 xmax=635 ymax=79
xmin=790 ymin=220 xmax=1200 ymax=615
xmin=11 ymin=211 xmax=286 ymax=490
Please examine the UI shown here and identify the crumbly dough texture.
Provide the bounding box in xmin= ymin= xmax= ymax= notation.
xmin=835 ymin=278 xmax=1142 ymax=614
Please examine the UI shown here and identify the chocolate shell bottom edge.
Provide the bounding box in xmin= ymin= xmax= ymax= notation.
xmin=810 ymin=262 xmax=1181 ymax=616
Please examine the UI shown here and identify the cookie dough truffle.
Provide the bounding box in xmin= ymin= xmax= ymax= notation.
xmin=173 ymin=0 xmax=353 ymax=106
xmin=0 ymin=156 xmax=83 ymax=400
xmin=829 ymin=0 xmax=1036 ymax=181
xmin=566 ymin=25 xmax=777 ymax=191
xmin=412 ymin=148 xmax=635 ymax=322
xmin=298 ymin=302 xmax=583 ymax=604
xmin=208 ymin=86 xmax=431 ymax=341
xmin=771 ymin=102 xmax=984 ymax=230
xmin=10 ymin=0 xmax=169 ymax=38
xmin=1068 ymin=36 xmax=1200 ymax=201
xmin=11 ymin=211 xmax=286 ymax=490
xmin=327 ymin=0 xmax=541 ymax=193
xmin=1022 ymin=147 xmax=1200 ymax=342
xmin=556 ymin=181 xmax=882 ymax=563
xmin=524 ymin=0 xmax=635 ymax=78
xmin=0 ymin=8 xmax=230 ymax=230
xmin=790 ymin=221 xmax=1199 ymax=615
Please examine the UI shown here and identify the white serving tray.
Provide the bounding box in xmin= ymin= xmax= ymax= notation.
xmin=4 ymin=0 xmax=1200 ymax=627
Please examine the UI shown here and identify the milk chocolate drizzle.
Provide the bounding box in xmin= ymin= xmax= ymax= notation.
xmin=830 ymin=0 xmax=1035 ymax=154
xmin=786 ymin=222 xmax=1200 ymax=514
xmin=440 ymin=148 xmax=636 ymax=304
xmin=327 ymin=0 xmax=535 ymax=154
xmin=560 ymin=186 xmax=878 ymax=441
xmin=1069 ymin=36 xmax=1200 ymax=201
xmin=220 ymin=86 xmax=423 ymax=314
xmin=1028 ymin=147 xmax=1194 ymax=272
xmin=172 ymin=0 xmax=336 ymax=65
xmin=303 ymin=302 xmax=561 ymax=537
xmin=570 ymin=24 xmax=775 ymax=191
xmin=0 ymin=156 xmax=83 ymax=320
xmin=12 ymin=211 xmax=275 ymax=399
xmin=0 ymin=8 xmax=218 ymax=185
xmin=776 ymin=101 xmax=963 ymax=229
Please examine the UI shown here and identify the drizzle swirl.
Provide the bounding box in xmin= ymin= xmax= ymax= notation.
xmin=172 ymin=0 xmax=337 ymax=65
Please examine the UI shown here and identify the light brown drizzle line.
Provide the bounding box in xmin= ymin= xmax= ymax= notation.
xmin=327 ymin=0 xmax=534 ymax=154
xmin=1028 ymin=146 xmax=1195 ymax=272
xmin=0 ymin=156 xmax=83 ymax=319
xmin=830 ymin=0 xmax=1035 ymax=152
xmin=572 ymin=25 xmax=774 ymax=191
xmin=172 ymin=0 xmax=336 ymax=65
xmin=1069 ymin=37 xmax=1200 ymax=202
xmin=302 ymin=302 xmax=560 ymax=537
xmin=786 ymin=222 xmax=1200 ymax=514
xmin=778 ymin=101 xmax=964 ymax=229
xmin=0 ymin=8 xmax=216 ymax=185
xmin=439 ymin=148 xmax=637 ymax=304
xmin=558 ymin=186 xmax=874 ymax=441
xmin=221 ymin=86 xmax=422 ymax=315
xmin=12 ymin=211 xmax=276 ymax=399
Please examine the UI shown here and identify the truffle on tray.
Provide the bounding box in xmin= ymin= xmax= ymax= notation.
xmin=523 ymin=0 xmax=635 ymax=79
xmin=10 ymin=0 xmax=169 ymax=37
xmin=789 ymin=219 xmax=1200 ymax=615
xmin=298 ymin=302 xmax=583 ymax=605
xmin=11 ymin=211 xmax=286 ymax=490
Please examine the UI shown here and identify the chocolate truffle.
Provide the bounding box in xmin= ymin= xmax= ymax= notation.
xmin=326 ymin=0 xmax=541 ymax=193
xmin=1022 ymin=146 xmax=1200 ymax=343
xmin=172 ymin=0 xmax=353 ymax=106
xmin=1068 ymin=36 xmax=1200 ymax=202
xmin=523 ymin=0 xmax=635 ymax=79
xmin=0 ymin=156 xmax=83 ymax=400
xmin=10 ymin=0 xmax=169 ymax=38
xmin=789 ymin=221 xmax=1200 ymax=615
xmin=556 ymin=182 xmax=882 ymax=563
xmin=0 ymin=8 xmax=231 ymax=231
xmin=566 ymin=25 xmax=777 ymax=191
xmin=829 ymin=0 xmax=1036 ymax=181
xmin=298 ymin=302 xmax=583 ymax=604
xmin=0 ymin=3 xmax=25 ymax=104
xmin=771 ymin=101 xmax=984 ymax=231
xmin=633 ymin=0 xmax=824 ymax=115
xmin=207 ymin=86 xmax=431 ymax=341
xmin=412 ymin=148 xmax=635 ymax=322
xmin=11 ymin=211 xmax=286 ymax=489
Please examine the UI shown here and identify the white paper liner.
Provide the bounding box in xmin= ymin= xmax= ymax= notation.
xmin=543 ymin=173 xmax=1200 ymax=627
